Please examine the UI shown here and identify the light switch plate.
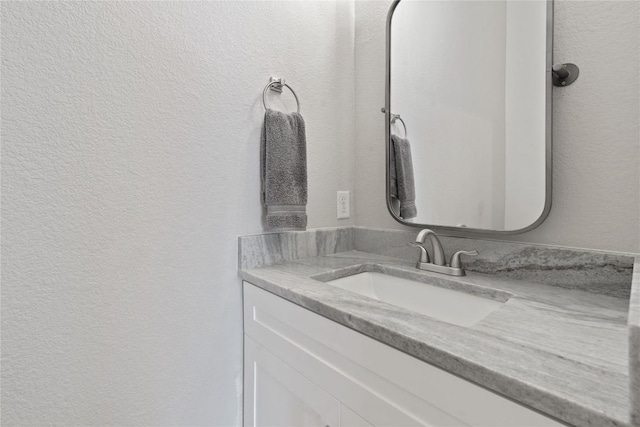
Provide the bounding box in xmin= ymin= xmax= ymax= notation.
xmin=337 ymin=191 xmax=350 ymax=219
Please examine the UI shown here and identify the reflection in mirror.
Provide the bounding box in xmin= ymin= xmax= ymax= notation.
xmin=387 ymin=0 xmax=552 ymax=233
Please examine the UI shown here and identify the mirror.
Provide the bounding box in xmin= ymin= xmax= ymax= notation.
xmin=386 ymin=0 xmax=552 ymax=233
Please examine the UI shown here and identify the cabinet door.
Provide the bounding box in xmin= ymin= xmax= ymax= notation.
xmin=244 ymin=336 xmax=340 ymax=427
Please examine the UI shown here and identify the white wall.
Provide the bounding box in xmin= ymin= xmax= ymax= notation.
xmin=355 ymin=0 xmax=640 ymax=254
xmin=1 ymin=2 xmax=355 ymax=425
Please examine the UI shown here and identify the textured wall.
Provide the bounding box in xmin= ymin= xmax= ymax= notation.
xmin=1 ymin=2 xmax=355 ymax=425
xmin=355 ymin=0 xmax=640 ymax=254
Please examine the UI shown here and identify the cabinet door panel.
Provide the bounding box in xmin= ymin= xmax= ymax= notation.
xmin=244 ymin=336 xmax=340 ymax=427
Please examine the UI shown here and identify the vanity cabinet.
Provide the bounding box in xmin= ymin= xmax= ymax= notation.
xmin=243 ymin=282 xmax=564 ymax=427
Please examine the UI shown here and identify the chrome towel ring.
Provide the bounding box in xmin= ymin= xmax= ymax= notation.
xmin=262 ymin=77 xmax=300 ymax=114
xmin=390 ymin=113 xmax=407 ymax=138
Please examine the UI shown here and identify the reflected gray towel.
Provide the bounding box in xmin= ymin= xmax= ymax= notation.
xmin=261 ymin=109 xmax=307 ymax=231
xmin=390 ymin=134 xmax=417 ymax=219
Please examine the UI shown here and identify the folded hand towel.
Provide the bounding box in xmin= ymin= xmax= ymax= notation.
xmin=261 ymin=109 xmax=307 ymax=231
xmin=390 ymin=134 xmax=417 ymax=219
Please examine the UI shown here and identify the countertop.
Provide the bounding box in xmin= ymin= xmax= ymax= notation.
xmin=240 ymin=249 xmax=635 ymax=427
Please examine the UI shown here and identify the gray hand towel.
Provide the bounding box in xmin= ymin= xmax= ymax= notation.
xmin=261 ymin=109 xmax=307 ymax=231
xmin=390 ymin=134 xmax=417 ymax=219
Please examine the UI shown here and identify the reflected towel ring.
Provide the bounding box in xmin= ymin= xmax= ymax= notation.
xmin=390 ymin=113 xmax=407 ymax=138
xmin=262 ymin=78 xmax=301 ymax=114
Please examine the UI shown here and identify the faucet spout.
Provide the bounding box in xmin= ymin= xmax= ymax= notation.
xmin=415 ymin=229 xmax=446 ymax=266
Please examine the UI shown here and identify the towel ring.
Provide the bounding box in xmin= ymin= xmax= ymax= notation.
xmin=262 ymin=78 xmax=301 ymax=114
xmin=390 ymin=113 xmax=407 ymax=138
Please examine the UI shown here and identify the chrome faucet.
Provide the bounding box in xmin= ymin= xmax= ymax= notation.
xmin=414 ymin=229 xmax=446 ymax=265
xmin=409 ymin=229 xmax=478 ymax=276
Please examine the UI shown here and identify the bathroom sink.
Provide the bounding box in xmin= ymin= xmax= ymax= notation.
xmin=326 ymin=272 xmax=504 ymax=327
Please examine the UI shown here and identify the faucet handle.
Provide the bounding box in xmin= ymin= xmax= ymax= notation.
xmin=449 ymin=250 xmax=478 ymax=269
xmin=408 ymin=242 xmax=430 ymax=263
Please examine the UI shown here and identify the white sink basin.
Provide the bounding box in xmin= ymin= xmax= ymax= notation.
xmin=326 ymin=272 xmax=504 ymax=327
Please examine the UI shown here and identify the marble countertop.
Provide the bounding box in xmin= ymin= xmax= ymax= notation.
xmin=240 ymin=249 xmax=635 ymax=427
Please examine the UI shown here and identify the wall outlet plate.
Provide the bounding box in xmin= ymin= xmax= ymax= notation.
xmin=337 ymin=191 xmax=350 ymax=219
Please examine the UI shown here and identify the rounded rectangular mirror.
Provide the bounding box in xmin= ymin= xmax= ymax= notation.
xmin=385 ymin=0 xmax=553 ymax=234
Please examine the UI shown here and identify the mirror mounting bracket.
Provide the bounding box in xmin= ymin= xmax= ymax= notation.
xmin=552 ymin=63 xmax=580 ymax=87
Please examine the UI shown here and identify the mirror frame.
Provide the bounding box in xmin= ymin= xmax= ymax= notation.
xmin=385 ymin=0 xmax=554 ymax=235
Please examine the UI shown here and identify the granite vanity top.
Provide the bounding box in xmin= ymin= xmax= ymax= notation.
xmin=238 ymin=227 xmax=639 ymax=427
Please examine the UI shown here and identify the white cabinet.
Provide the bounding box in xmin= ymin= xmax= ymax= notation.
xmin=243 ymin=282 xmax=564 ymax=427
